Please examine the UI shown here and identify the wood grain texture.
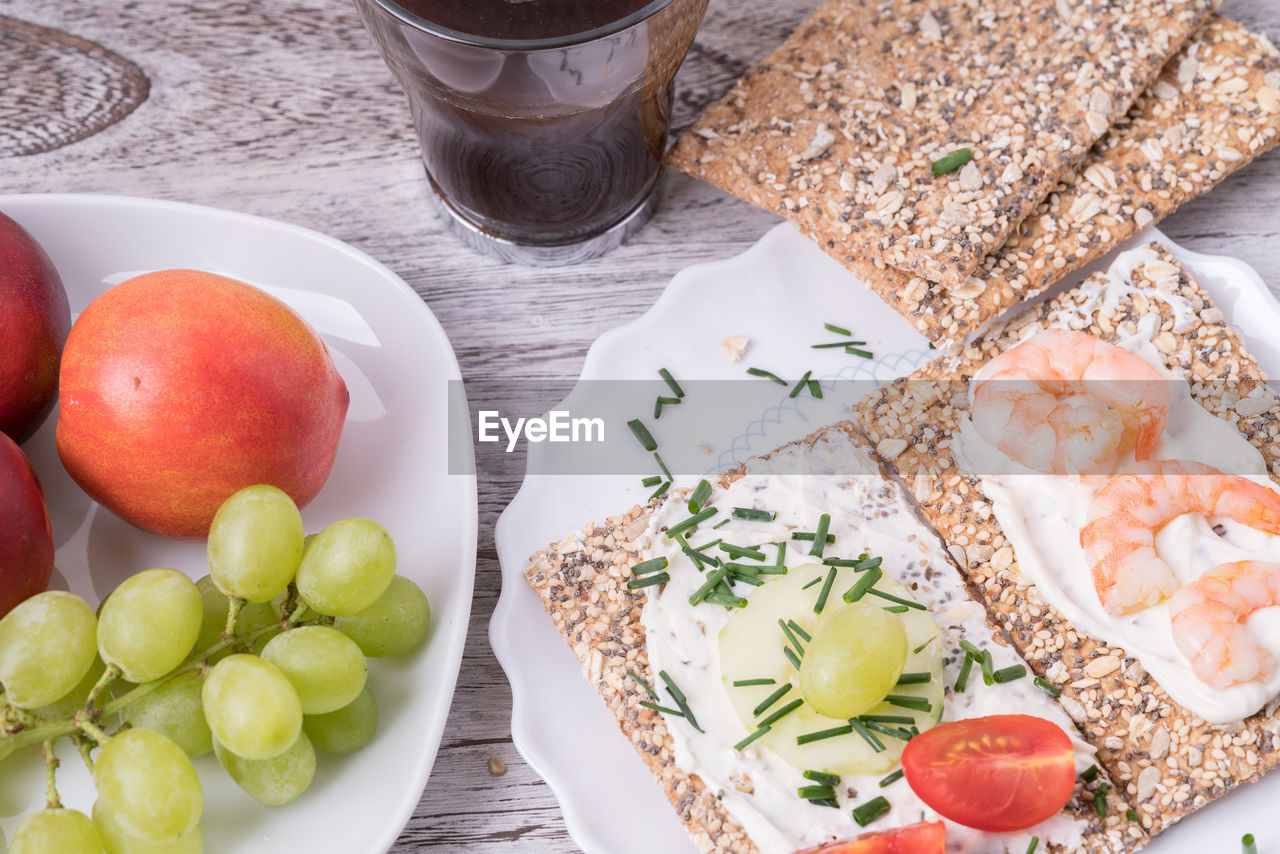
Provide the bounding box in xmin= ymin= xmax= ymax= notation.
xmin=0 ymin=0 xmax=1277 ymax=851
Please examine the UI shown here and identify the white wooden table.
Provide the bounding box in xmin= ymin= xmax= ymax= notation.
xmin=2 ymin=1 xmax=1278 ymax=850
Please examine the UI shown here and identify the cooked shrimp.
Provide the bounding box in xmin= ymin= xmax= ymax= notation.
xmin=1081 ymin=460 xmax=1280 ymax=615
xmin=1170 ymin=561 xmax=1280 ymax=689
xmin=972 ymin=329 xmax=1169 ymax=474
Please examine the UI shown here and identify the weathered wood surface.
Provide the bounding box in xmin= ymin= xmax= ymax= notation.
xmin=1 ymin=1 xmax=1278 ymax=850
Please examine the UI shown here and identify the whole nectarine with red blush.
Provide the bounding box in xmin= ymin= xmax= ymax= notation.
xmin=56 ymin=270 xmax=350 ymax=539
xmin=0 ymin=432 xmax=55 ymax=617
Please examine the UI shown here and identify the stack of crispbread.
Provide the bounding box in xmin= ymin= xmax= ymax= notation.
xmin=854 ymin=244 xmax=1280 ymax=835
xmin=669 ymin=6 xmax=1280 ymax=347
xmin=523 ymin=425 xmax=1141 ymax=854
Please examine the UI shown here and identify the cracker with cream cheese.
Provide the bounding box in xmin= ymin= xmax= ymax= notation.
xmin=523 ymin=424 xmax=1141 ymax=853
xmin=854 ymin=243 xmax=1280 ymax=835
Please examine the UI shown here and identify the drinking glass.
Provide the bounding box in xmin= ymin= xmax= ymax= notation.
xmin=353 ymin=0 xmax=709 ymax=266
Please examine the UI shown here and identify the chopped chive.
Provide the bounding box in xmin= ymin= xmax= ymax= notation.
xmin=854 ymin=555 xmax=883 ymax=571
xmin=797 ymin=725 xmax=854 ymax=745
xmin=808 ymin=379 xmax=823 ymax=399
xmin=713 ymin=518 xmax=731 ymax=529
xmin=846 ymin=347 xmax=874 ymax=359
xmin=732 ymin=573 xmax=764 ymax=587
xmin=758 ymin=698 xmax=804 ymax=728
xmin=641 ymin=474 xmax=663 ymax=487
xmin=783 ymin=646 xmax=803 ymax=669
xmin=798 ymin=784 xmax=838 ymax=800
xmin=648 ymin=480 xmax=671 ymax=501
xmin=932 ymin=147 xmax=973 ymax=176
xmin=1243 ymin=834 xmax=1257 ymax=854
xmin=684 ymin=547 xmax=720 ymax=571
xmin=884 ymin=695 xmax=932 ymax=713
xmin=653 ymin=451 xmax=672 ymax=481
xmin=878 ymin=769 xmax=904 ymax=788
xmin=1125 ymin=809 xmax=1138 ymax=822
xmin=954 ymin=654 xmax=974 ymax=692
xmin=804 ymin=770 xmax=841 ymax=787
xmin=802 ymin=575 xmax=825 ymax=590
xmin=689 ymin=567 xmax=729 ymax=606
xmin=979 ymin=649 xmax=995 ymax=686
xmin=627 ymin=419 xmax=657 ymax=451
xmin=779 ymin=619 xmax=806 ymax=654
xmin=734 ymin=725 xmax=771 ymax=751
xmin=1034 ymin=676 xmax=1061 ymax=698
xmin=959 ymin=640 xmax=982 ymax=658
xmin=824 ymin=322 xmax=852 ymax=336
xmin=811 ymin=340 xmax=867 ymax=349
xmin=639 ymin=700 xmax=684 ymax=716
xmin=627 ymin=572 xmax=669 ymax=590
xmin=913 ymin=637 xmax=936 ymax=655
xmin=788 ymin=620 xmax=812 ymax=643
xmin=809 ymin=514 xmax=831 ymax=557
xmin=631 ymin=557 xmax=669 ymax=576
xmin=627 ymin=671 xmax=658 ymax=698
xmin=705 ymin=591 xmax=749 ymax=608
xmin=746 ymin=367 xmax=788 ymax=386
xmin=867 ymin=588 xmax=926 ymax=610
xmin=688 ymin=479 xmax=712 ymax=513
xmin=822 ymin=557 xmax=863 ymax=567
xmin=896 ymin=672 xmax=932 ymax=685
xmin=654 ymin=396 xmax=681 ymax=419
xmin=753 ymin=683 xmax=793 ymax=717
xmin=758 ymin=564 xmax=788 ymax=575
xmin=859 ymin=714 xmax=916 ymax=724
xmin=789 ymin=370 xmax=813 ymax=399
xmin=791 ymin=532 xmax=836 ymax=543
xmin=732 ymin=507 xmax=776 ymax=522
xmin=843 ymin=567 xmax=883 ymax=602
xmin=692 ymin=538 xmax=722 ymax=553
xmin=659 ymin=671 xmax=701 ymax=732
xmin=775 ymin=541 xmax=787 ymax=568
xmin=1026 ymin=838 xmax=1039 ymax=854
xmin=726 ymin=562 xmax=763 ymax=577
xmin=733 ymin=678 xmax=776 ymax=687
xmin=861 ymin=720 xmax=915 ymax=741
xmin=665 ymin=507 xmax=719 ymax=539
xmin=852 ymin=795 xmax=891 ymax=827
xmin=993 ymin=665 xmax=1027 ymax=684
xmin=849 ymin=720 xmax=886 ymax=753
xmin=1094 ymin=790 xmax=1108 ymax=817
xmin=883 ymin=605 xmax=910 ymax=613
xmin=719 ymin=542 xmax=767 ymax=561
xmin=658 ymin=367 xmax=684 ymax=399
xmin=814 ymin=567 xmax=838 ymax=613
xmin=1081 ymin=765 xmax=1099 ymax=783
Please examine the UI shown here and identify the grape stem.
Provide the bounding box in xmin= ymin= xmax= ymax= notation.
xmin=224 ymin=596 xmax=244 ymax=640
xmin=86 ymin=663 xmax=122 ymax=712
xmin=1 ymin=608 xmax=318 ymax=753
xmin=42 ymin=739 xmax=61 ymax=809
xmin=73 ymin=732 xmax=95 ymax=773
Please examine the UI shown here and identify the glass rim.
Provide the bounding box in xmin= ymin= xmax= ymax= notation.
xmin=363 ymin=0 xmax=679 ymax=51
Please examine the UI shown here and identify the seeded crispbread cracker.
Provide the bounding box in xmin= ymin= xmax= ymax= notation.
xmin=854 ymin=244 xmax=1280 ymax=835
xmin=667 ymin=0 xmax=1216 ymax=292
xmin=523 ymin=423 xmax=1141 ymax=853
xmin=821 ymin=16 xmax=1280 ymax=348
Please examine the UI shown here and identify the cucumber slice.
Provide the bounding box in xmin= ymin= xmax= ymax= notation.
xmin=718 ymin=563 xmax=943 ymax=775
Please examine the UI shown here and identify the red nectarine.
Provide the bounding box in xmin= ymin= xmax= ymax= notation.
xmin=0 ymin=432 xmax=55 ymax=618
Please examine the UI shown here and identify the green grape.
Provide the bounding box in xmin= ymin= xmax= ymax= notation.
xmin=194 ymin=576 xmax=280 ymax=656
xmin=202 ymin=654 xmax=301 ymax=760
xmin=260 ymin=626 xmax=366 ymax=714
xmin=93 ymin=802 xmax=203 ymax=854
xmin=304 ymin=683 xmax=378 ymax=755
xmin=0 ymin=591 xmax=98 ymax=708
xmin=10 ymin=808 xmax=102 ymax=854
xmin=214 ymin=733 xmax=316 ymax=806
xmin=98 ymin=569 xmax=202 ymax=683
xmin=296 ymin=518 xmax=396 ymax=616
xmin=94 ymin=728 xmax=202 ymax=845
xmin=334 ymin=575 xmax=431 ymax=657
xmin=122 ymin=671 xmax=213 ymax=758
xmin=799 ymin=602 xmax=907 ymax=719
xmin=33 ymin=654 xmax=107 ymax=721
xmin=207 ymin=485 xmax=305 ymax=604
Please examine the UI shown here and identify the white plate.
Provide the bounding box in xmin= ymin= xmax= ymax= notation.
xmin=492 ymin=222 xmax=1280 ymax=853
xmin=0 ymin=194 xmax=477 ymax=854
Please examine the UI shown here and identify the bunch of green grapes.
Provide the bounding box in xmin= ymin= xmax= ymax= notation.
xmin=0 ymin=485 xmax=431 ymax=853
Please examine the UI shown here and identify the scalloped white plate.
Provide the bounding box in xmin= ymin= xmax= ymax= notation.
xmin=492 ymin=221 xmax=1280 ymax=854
xmin=0 ymin=194 xmax=477 ymax=854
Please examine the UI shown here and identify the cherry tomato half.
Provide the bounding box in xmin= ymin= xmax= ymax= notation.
xmin=793 ymin=821 xmax=945 ymax=854
xmin=900 ymin=714 xmax=1075 ymax=832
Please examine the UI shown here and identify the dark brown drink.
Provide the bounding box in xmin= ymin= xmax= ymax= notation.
xmin=355 ymin=0 xmax=708 ymax=262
